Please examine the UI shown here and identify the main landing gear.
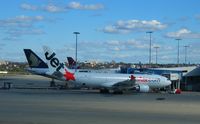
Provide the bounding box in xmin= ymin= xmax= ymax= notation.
xmin=50 ymin=79 xmax=56 ymax=87
xmin=100 ymin=88 xmax=123 ymax=94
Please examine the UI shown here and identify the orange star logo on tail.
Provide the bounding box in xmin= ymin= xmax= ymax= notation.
xmin=64 ymin=69 xmax=75 ymax=81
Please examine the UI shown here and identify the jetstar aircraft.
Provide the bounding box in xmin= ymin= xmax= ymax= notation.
xmin=24 ymin=47 xmax=171 ymax=93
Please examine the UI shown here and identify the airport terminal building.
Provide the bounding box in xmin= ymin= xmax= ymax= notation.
xmin=182 ymin=66 xmax=200 ymax=91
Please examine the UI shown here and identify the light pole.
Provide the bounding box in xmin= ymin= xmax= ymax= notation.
xmin=184 ymin=45 xmax=189 ymax=64
xmin=175 ymin=38 xmax=181 ymax=65
xmin=73 ymin=32 xmax=80 ymax=72
xmin=146 ymin=31 xmax=153 ymax=65
xmin=154 ymin=46 xmax=159 ymax=64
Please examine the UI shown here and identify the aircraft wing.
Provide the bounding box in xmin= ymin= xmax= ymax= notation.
xmin=101 ymin=75 xmax=136 ymax=90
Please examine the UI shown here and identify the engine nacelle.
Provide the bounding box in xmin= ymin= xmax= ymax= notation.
xmin=135 ymin=84 xmax=150 ymax=93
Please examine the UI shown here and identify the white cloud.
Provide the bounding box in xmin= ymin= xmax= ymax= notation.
xmin=21 ymin=3 xmax=37 ymax=10
xmin=163 ymin=46 xmax=173 ymax=50
xmin=106 ymin=40 xmax=120 ymax=45
xmin=126 ymin=40 xmax=149 ymax=49
xmin=6 ymin=28 xmax=45 ymax=36
xmin=13 ymin=15 xmax=44 ymax=22
xmin=0 ymin=15 xmax=46 ymax=40
xmin=165 ymin=28 xmax=200 ymax=39
xmin=0 ymin=15 xmax=44 ymax=28
xmin=113 ymin=54 xmax=130 ymax=59
xmin=2 ymin=36 xmax=21 ymax=41
xmin=160 ymin=55 xmax=171 ymax=60
xmin=0 ymin=15 xmax=44 ymax=26
xmin=102 ymin=26 xmax=119 ymax=34
xmin=21 ymin=3 xmax=66 ymax=13
xmin=109 ymin=46 xmax=121 ymax=51
xmin=102 ymin=20 xmax=167 ymax=34
xmin=105 ymin=39 xmax=150 ymax=50
xmin=67 ymin=1 xmax=104 ymax=10
xmin=43 ymin=4 xmax=66 ymax=13
xmin=20 ymin=2 xmax=104 ymax=13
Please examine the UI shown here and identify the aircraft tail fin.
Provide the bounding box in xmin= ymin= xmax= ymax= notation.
xmin=24 ymin=49 xmax=48 ymax=68
xmin=43 ymin=46 xmax=75 ymax=81
xmin=67 ymin=57 xmax=76 ymax=66
xmin=43 ymin=46 xmax=64 ymax=72
xmin=67 ymin=57 xmax=80 ymax=69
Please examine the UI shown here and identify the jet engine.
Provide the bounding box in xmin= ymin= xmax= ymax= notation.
xmin=135 ymin=84 xmax=150 ymax=92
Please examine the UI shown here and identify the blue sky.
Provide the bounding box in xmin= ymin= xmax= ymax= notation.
xmin=0 ymin=0 xmax=200 ymax=64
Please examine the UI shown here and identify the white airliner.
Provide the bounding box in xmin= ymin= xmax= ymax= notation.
xmin=24 ymin=47 xmax=171 ymax=93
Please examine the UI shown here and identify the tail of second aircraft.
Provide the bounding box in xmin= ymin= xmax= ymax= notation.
xmin=43 ymin=46 xmax=75 ymax=81
xmin=67 ymin=57 xmax=80 ymax=69
xmin=67 ymin=57 xmax=76 ymax=67
xmin=24 ymin=49 xmax=48 ymax=68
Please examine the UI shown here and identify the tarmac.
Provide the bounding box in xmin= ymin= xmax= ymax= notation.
xmin=0 ymin=75 xmax=200 ymax=124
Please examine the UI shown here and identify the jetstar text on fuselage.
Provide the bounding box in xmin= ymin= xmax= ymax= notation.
xmin=45 ymin=51 xmax=64 ymax=72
